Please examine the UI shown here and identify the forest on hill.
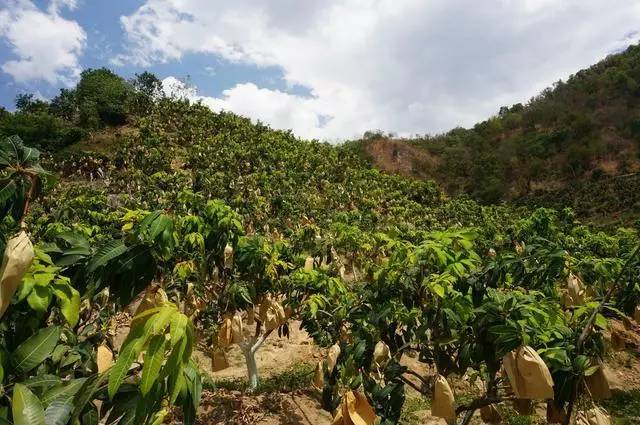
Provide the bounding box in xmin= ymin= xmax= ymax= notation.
xmin=357 ymin=44 xmax=640 ymax=224
xmin=0 ymin=51 xmax=639 ymax=425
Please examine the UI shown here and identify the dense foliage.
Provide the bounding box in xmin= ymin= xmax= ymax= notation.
xmin=358 ymin=43 xmax=640 ymax=207
xmin=0 ymin=53 xmax=639 ymax=425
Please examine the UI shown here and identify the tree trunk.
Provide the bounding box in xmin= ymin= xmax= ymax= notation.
xmin=242 ymin=345 xmax=259 ymax=391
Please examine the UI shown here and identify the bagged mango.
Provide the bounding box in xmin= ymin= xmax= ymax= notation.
xmin=224 ymin=244 xmax=234 ymax=268
xmin=332 ymin=391 xmax=376 ymax=425
xmin=312 ymin=361 xmax=324 ymax=389
xmin=304 ymin=256 xmax=314 ymax=272
xmin=372 ymin=341 xmax=391 ymax=369
xmin=211 ymin=348 xmax=229 ymax=372
xmin=327 ymin=343 xmax=341 ymax=373
xmin=0 ymin=231 xmax=34 ymax=318
xmin=566 ymin=273 xmax=586 ymax=305
xmin=634 ymin=305 xmax=640 ymax=323
xmin=97 ymin=344 xmax=113 ymax=373
xmin=339 ymin=324 xmax=350 ymax=342
xmin=217 ymin=315 xmax=233 ymax=348
xmin=259 ymin=295 xmax=286 ymax=332
xmin=231 ymin=313 xmax=244 ymax=344
xmin=585 ymin=364 xmax=611 ymax=400
xmin=503 ymin=346 xmax=554 ymax=400
xmin=431 ymin=374 xmax=456 ymax=420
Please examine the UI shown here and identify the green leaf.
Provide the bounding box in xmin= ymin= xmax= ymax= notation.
xmin=70 ymin=372 xmax=109 ymax=423
xmin=88 ymin=240 xmax=128 ymax=273
xmin=81 ymin=405 xmax=99 ymax=425
xmin=15 ymin=276 xmax=36 ymax=303
xmin=163 ymin=335 xmax=187 ymax=383
xmin=140 ymin=335 xmax=167 ymax=396
xmin=13 ymin=327 xmax=61 ymax=373
xmin=0 ymin=180 xmax=17 ymax=207
xmin=169 ymin=314 xmax=188 ymax=346
xmin=44 ymin=399 xmax=73 ymax=425
xmin=149 ymin=409 xmax=168 ymax=425
xmin=41 ymin=378 xmax=87 ymax=406
xmin=169 ymin=369 xmax=186 ymax=405
xmin=12 ymin=384 xmax=45 ymax=425
xmin=430 ymin=282 xmax=445 ymax=298
xmin=584 ymin=365 xmax=600 ymax=377
xmin=22 ymin=374 xmax=62 ymax=391
xmin=108 ymin=328 xmax=144 ymax=399
xmin=184 ymin=362 xmax=202 ymax=409
xmin=141 ymin=306 xmax=174 ymax=341
xmin=26 ymin=286 xmax=52 ymax=312
xmin=594 ymin=313 xmax=608 ymax=330
xmin=51 ymin=281 xmax=80 ymax=327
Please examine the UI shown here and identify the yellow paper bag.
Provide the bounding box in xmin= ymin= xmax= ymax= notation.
xmin=0 ymin=231 xmax=34 ymax=317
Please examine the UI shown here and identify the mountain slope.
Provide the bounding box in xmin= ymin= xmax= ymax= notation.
xmin=358 ymin=43 xmax=640 ymax=214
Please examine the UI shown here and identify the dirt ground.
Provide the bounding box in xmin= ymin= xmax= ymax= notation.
xmin=193 ymin=321 xmax=322 ymax=381
xmin=187 ymin=318 xmax=640 ymax=425
xmin=111 ymin=310 xmax=640 ymax=424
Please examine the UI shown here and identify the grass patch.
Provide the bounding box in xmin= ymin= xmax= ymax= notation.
xmin=601 ymin=390 xmax=640 ymax=424
xmin=499 ymin=405 xmax=539 ymax=425
xmin=204 ymin=363 xmax=314 ymax=395
xmin=399 ymin=395 xmax=431 ymax=425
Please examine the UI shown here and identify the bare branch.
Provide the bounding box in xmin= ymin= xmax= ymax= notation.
xmin=251 ymin=328 xmax=274 ymax=354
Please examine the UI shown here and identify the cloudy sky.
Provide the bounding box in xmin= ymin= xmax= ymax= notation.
xmin=1 ymin=0 xmax=640 ymax=140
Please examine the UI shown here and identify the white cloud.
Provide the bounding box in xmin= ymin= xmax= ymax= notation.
xmin=0 ymin=0 xmax=86 ymax=85
xmin=162 ymin=76 xmax=334 ymax=140
xmin=48 ymin=0 xmax=78 ymax=14
xmin=120 ymin=0 xmax=640 ymax=140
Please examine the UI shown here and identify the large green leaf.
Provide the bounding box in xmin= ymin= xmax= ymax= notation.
xmin=42 ymin=378 xmax=87 ymax=406
xmin=13 ymin=327 xmax=61 ymax=373
xmin=105 ymin=387 xmax=139 ymax=425
xmin=44 ymin=399 xmax=73 ymax=425
xmin=0 ymin=180 xmax=16 ymax=207
xmin=169 ymin=314 xmax=188 ymax=346
xmin=26 ymin=286 xmax=52 ymax=312
xmin=51 ymin=281 xmax=80 ymax=327
xmin=88 ymin=240 xmax=128 ymax=273
xmin=81 ymin=405 xmax=99 ymax=425
xmin=140 ymin=335 xmax=167 ymax=396
xmin=107 ymin=328 xmax=144 ymax=399
xmin=12 ymin=384 xmax=45 ymax=425
xmin=22 ymin=374 xmax=62 ymax=391
xmin=70 ymin=372 xmax=108 ymax=423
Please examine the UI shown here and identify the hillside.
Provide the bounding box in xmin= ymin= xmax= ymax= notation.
xmin=357 ymin=43 xmax=640 ymax=218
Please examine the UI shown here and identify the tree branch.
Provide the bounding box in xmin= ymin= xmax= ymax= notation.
xmin=251 ymin=328 xmax=274 ymax=354
xmin=400 ymin=375 xmax=425 ymax=395
xmin=403 ymin=368 xmax=430 ymax=385
xmin=19 ymin=174 xmax=36 ymax=229
xmin=455 ymin=395 xmax=516 ymax=415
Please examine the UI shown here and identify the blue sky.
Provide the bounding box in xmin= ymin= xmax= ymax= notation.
xmin=1 ymin=0 xmax=640 ymax=140
xmin=0 ymin=0 xmax=296 ymax=109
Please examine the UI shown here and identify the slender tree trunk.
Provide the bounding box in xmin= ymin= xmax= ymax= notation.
xmin=242 ymin=344 xmax=259 ymax=390
xmin=240 ymin=329 xmax=272 ymax=391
